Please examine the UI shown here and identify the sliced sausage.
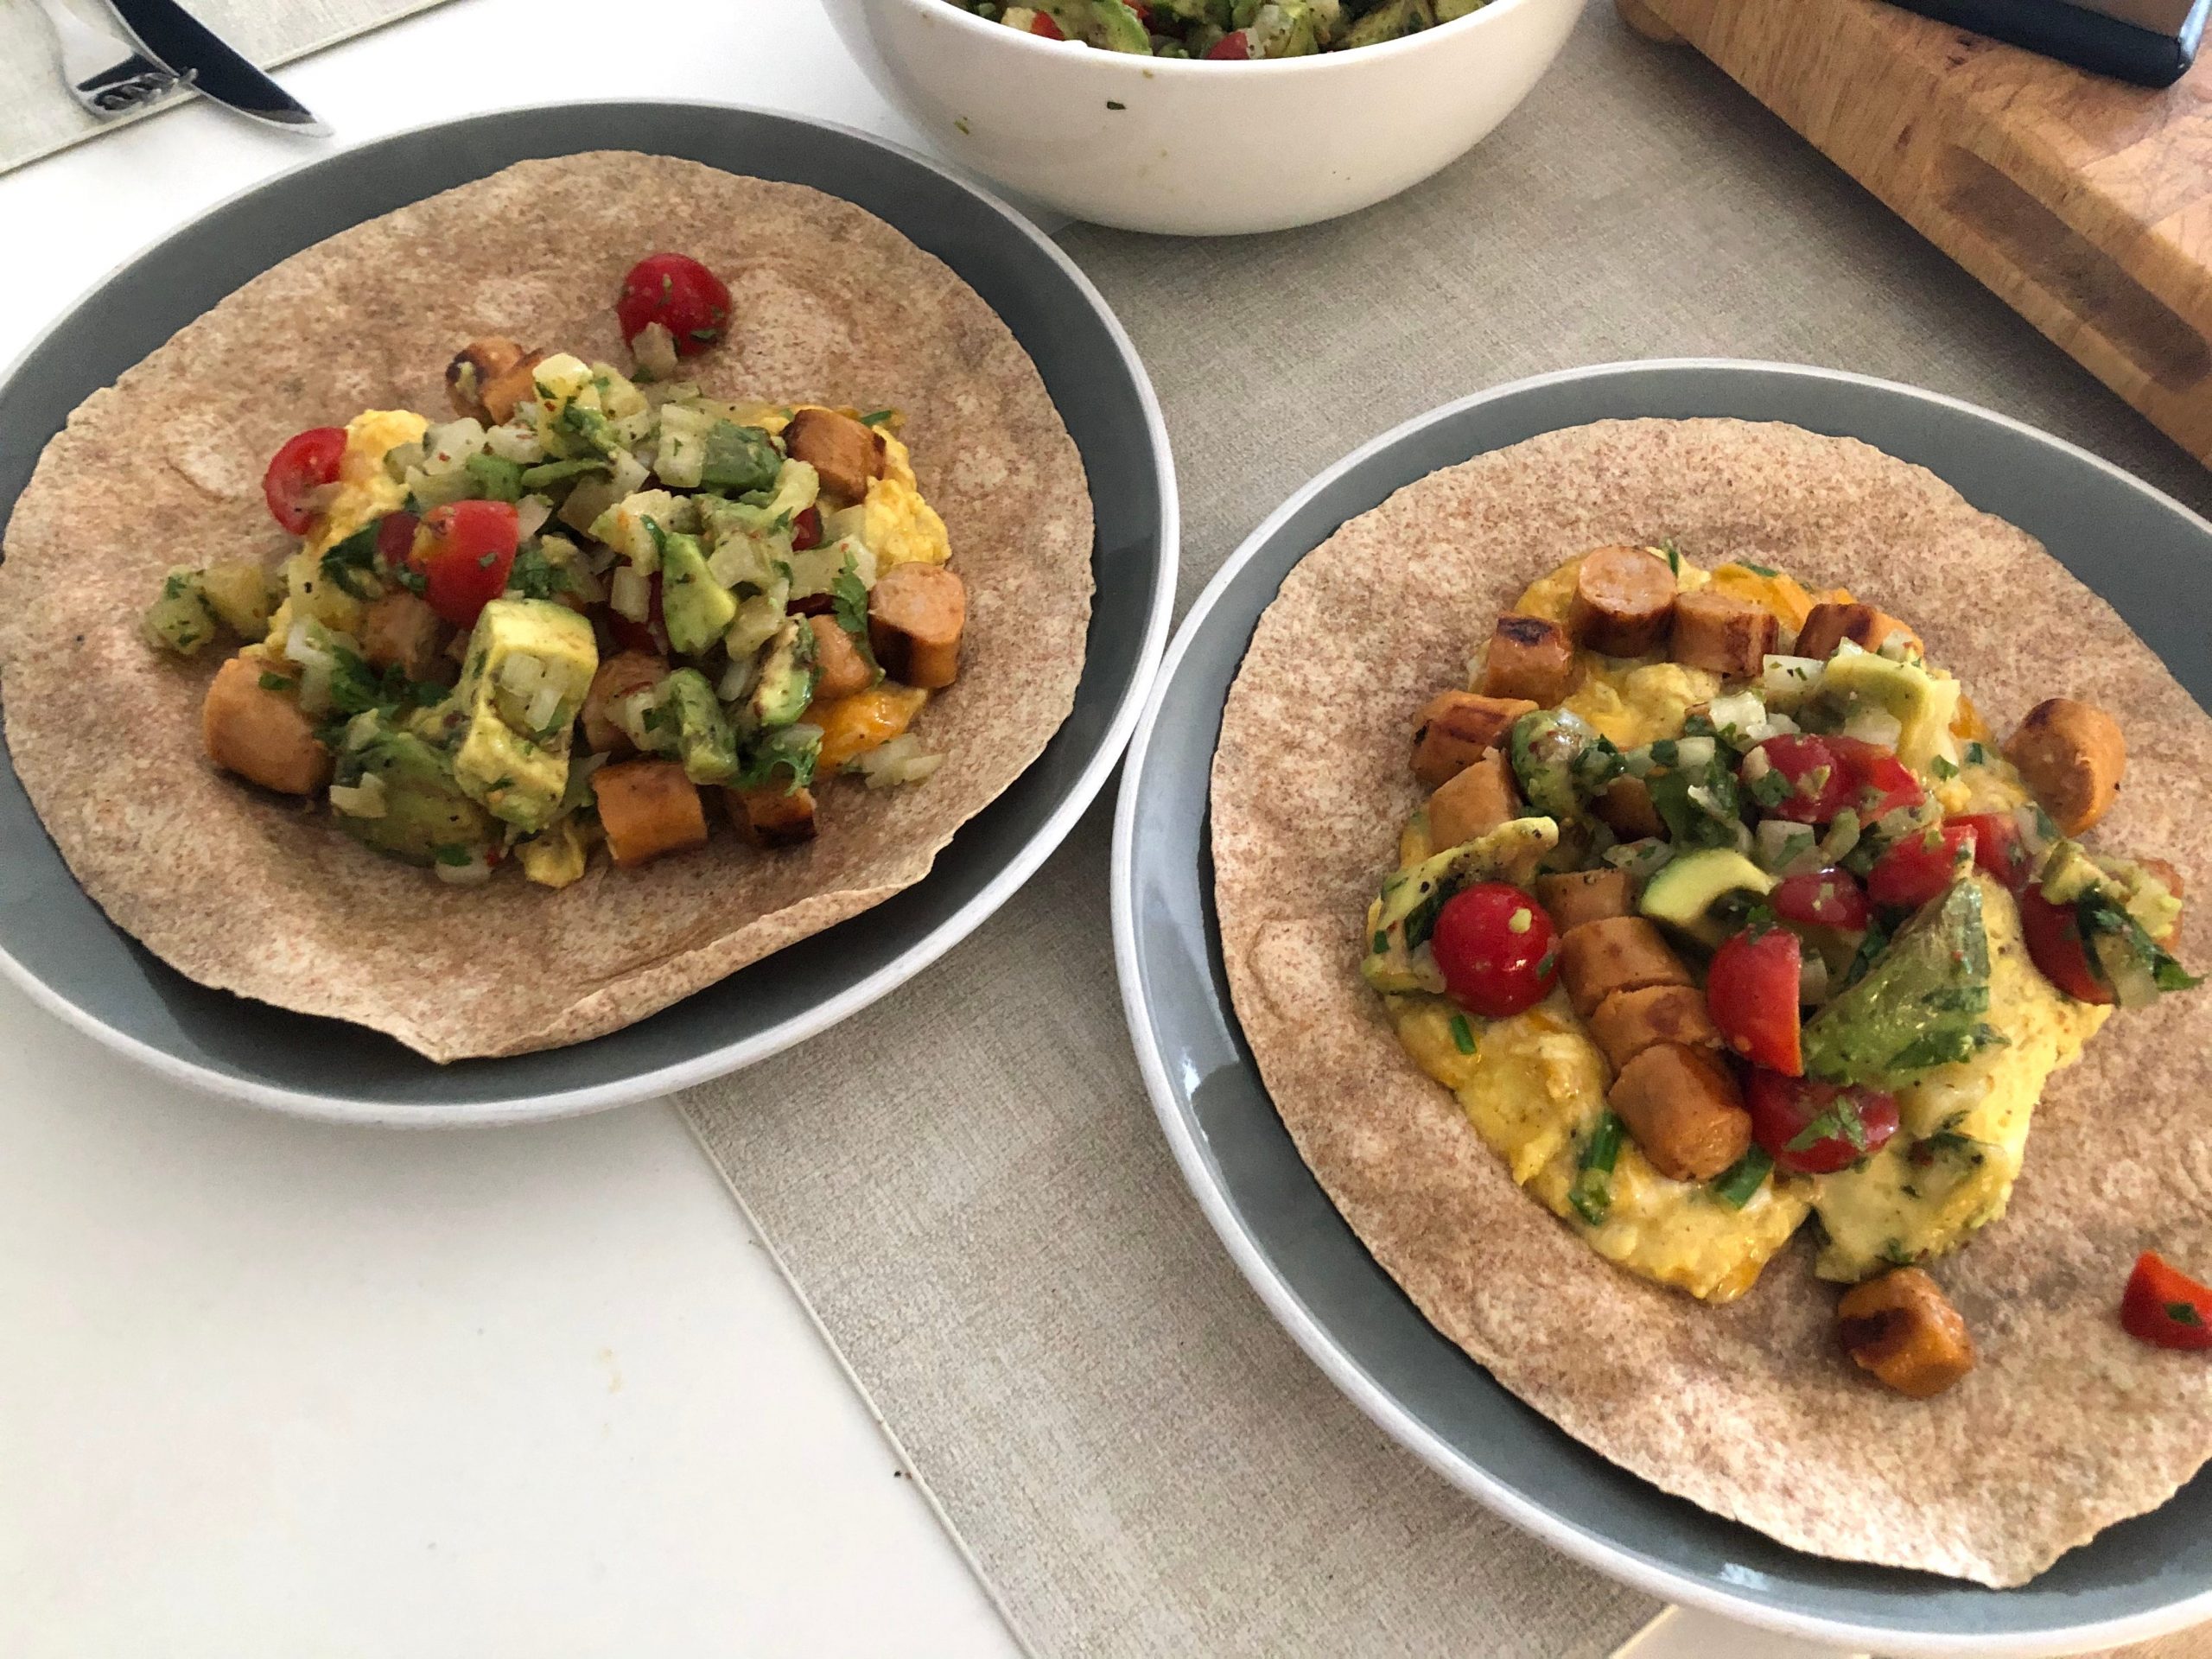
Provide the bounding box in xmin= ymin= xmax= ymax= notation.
xmin=1536 ymin=868 xmax=1635 ymax=933
xmin=1795 ymin=601 xmax=1921 ymax=663
xmin=1569 ymin=545 xmax=1676 ymax=657
xmin=594 ymin=759 xmax=708 ymax=868
xmin=1593 ymin=775 xmax=1667 ymax=841
xmin=480 ymin=351 xmax=548 ymax=426
xmin=785 ymin=407 xmax=884 ymax=503
xmin=1837 ymin=1268 xmax=1976 ymax=1399
xmin=1557 ymin=915 xmax=1694 ymax=1018
xmin=1606 ymin=1042 xmax=1752 ymax=1183
xmin=2005 ymin=697 xmax=2125 ymax=836
xmin=359 ymin=592 xmax=450 ymax=683
xmin=1411 ymin=690 xmax=1535 ymax=789
xmin=1427 ymin=749 xmax=1522 ymax=851
xmin=201 ymin=654 xmax=333 ymax=795
xmin=726 ymin=783 xmax=818 ymax=849
xmin=1480 ymin=613 xmax=1576 ymax=707
xmin=582 ymin=652 xmax=667 ymax=756
xmin=446 ymin=336 xmax=528 ymax=422
xmin=868 ymin=563 xmax=965 ymax=690
xmin=1587 ymin=983 xmax=1720 ymax=1071
xmin=807 ymin=614 xmax=874 ymax=702
xmin=1670 ymin=590 xmax=1777 ymax=679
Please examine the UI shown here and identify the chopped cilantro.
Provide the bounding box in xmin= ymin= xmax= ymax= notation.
xmin=1371 ymin=930 xmax=1389 ymax=955
xmin=2168 ymin=1302 xmax=2204 ymax=1327
xmin=258 ymin=671 xmax=296 ymax=692
xmin=1930 ymin=754 xmax=1959 ymax=779
xmin=1569 ymin=1112 xmax=1624 ymax=1226
xmin=1881 ymin=1239 xmax=1916 ymax=1268
xmin=1747 ymin=766 xmax=1791 ymax=809
xmin=319 ymin=520 xmax=382 ymax=600
xmin=1708 ymin=1147 xmax=1774 ymax=1209
xmin=1657 ymin=537 xmax=1681 ymax=576
xmin=1449 ymin=1013 xmax=1476 ymax=1055
xmin=1964 ymin=741 xmax=1989 ymax=766
xmin=1735 ymin=559 xmax=1780 ymax=578
xmin=859 ymin=410 xmax=894 ymax=427
xmin=1786 ymin=1104 xmax=1867 ymax=1154
xmin=506 ymin=544 xmax=572 ymax=601
xmin=432 ymin=844 xmax=474 ymax=867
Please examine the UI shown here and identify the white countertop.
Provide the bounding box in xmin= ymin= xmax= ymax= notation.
xmin=0 ymin=3 xmax=1827 ymax=1652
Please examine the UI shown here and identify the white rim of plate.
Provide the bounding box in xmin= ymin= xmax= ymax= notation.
xmin=0 ymin=99 xmax=1179 ymax=1128
xmin=1109 ymin=356 xmax=2212 ymax=1657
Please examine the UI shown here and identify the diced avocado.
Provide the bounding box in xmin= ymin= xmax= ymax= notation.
xmin=334 ymin=720 xmax=497 ymax=866
xmin=143 ymin=568 xmax=219 ymax=656
xmin=1801 ymin=879 xmax=1996 ymax=1086
xmin=1340 ymin=0 xmax=1431 ymax=48
xmin=1248 ymin=0 xmax=1324 ymax=54
xmin=758 ymin=460 xmax=819 ymax=521
xmin=1816 ymin=650 xmax=1961 ymax=772
xmin=699 ymin=423 xmax=783 ymax=494
xmin=2037 ymin=838 xmax=2106 ymax=905
xmin=518 ymin=457 xmax=607 ymax=494
xmin=2098 ymin=854 xmax=2185 ymax=942
xmin=724 ymin=588 xmax=791 ymax=663
xmin=659 ymin=531 xmax=737 ymax=658
xmin=588 ymin=491 xmax=688 ymax=569
xmin=1148 ymin=0 xmax=1230 ymax=22
xmin=588 ymin=363 xmax=648 ymax=424
xmin=1639 ymin=848 xmax=1777 ymax=947
xmin=200 ymin=560 xmax=280 ymax=638
xmin=465 ymin=452 xmax=524 ymax=502
xmin=699 ymin=499 xmax=790 ymax=589
xmin=452 ymin=598 xmax=599 ymax=833
xmin=556 ymin=400 xmax=624 ymax=458
xmin=531 ymin=353 xmax=594 ymax=410
xmin=652 ymin=404 xmax=712 ymax=490
xmin=1035 ymin=0 xmax=1150 ymax=48
xmin=659 ymin=668 xmax=741 ymax=785
xmin=747 ymin=617 xmax=820 ymax=730
xmin=1361 ymin=818 xmax=1560 ymax=993
xmin=736 ymin=722 xmax=823 ymax=796
xmin=1433 ymin=0 xmax=1486 ymax=17
xmin=1509 ymin=709 xmax=1597 ymax=823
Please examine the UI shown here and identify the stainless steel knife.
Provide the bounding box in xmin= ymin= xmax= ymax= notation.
xmin=95 ymin=0 xmax=330 ymax=135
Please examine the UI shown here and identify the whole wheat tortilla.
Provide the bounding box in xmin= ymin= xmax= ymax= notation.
xmin=0 ymin=153 xmax=1093 ymax=1061
xmin=1211 ymin=418 xmax=2212 ymax=1586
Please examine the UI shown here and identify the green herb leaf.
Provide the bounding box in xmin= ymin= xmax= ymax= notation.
xmin=1747 ymin=767 xmax=1790 ymax=809
xmin=858 ymin=410 xmax=894 ymax=427
xmin=1657 ymin=537 xmax=1681 ymax=577
xmin=432 ymin=843 xmax=474 ymax=867
xmin=830 ymin=551 xmax=881 ymax=677
xmin=1964 ymin=741 xmax=1989 ymax=766
xmin=1709 ymin=1147 xmax=1775 ymax=1209
xmin=1735 ymin=560 xmax=1780 ymax=578
xmin=1569 ymin=1112 xmax=1625 ymax=1226
xmin=1449 ymin=1013 xmax=1477 ymax=1056
xmin=2168 ymin=1301 xmax=2205 ymax=1327
xmin=319 ymin=520 xmax=383 ymax=600
xmin=1930 ymin=754 xmax=1959 ymax=779
xmin=258 ymin=672 xmax=296 ymax=692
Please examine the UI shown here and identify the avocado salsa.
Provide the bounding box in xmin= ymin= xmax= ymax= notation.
xmin=950 ymin=0 xmax=1489 ymax=59
xmin=1362 ymin=545 xmax=2202 ymax=1398
xmin=143 ymin=253 xmax=967 ymax=889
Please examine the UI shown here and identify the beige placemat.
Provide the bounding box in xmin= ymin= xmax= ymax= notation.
xmin=1 ymin=0 xmax=453 ymax=176
xmin=683 ymin=6 xmax=2212 ymax=1655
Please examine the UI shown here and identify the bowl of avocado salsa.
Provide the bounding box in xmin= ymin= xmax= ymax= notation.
xmin=946 ymin=0 xmax=1486 ymax=59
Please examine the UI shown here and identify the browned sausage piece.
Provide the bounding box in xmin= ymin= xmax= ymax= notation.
xmin=868 ymin=563 xmax=965 ymax=690
xmin=1557 ymin=916 xmax=1694 ymax=1018
xmin=594 ymin=760 xmax=708 ymax=868
xmin=359 ymin=592 xmax=450 ymax=684
xmin=1837 ymin=1268 xmax=1976 ymax=1399
xmin=785 ymin=407 xmax=885 ymax=502
xmin=1606 ymin=1043 xmax=1753 ymax=1183
xmin=446 ymin=337 xmax=527 ymax=422
xmin=724 ymin=783 xmax=819 ymax=848
xmin=480 ymin=351 xmax=549 ymax=426
xmin=1536 ymin=868 xmax=1635 ymax=933
xmin=1587 ymin=983 xmax=1721 ymax=1072
xmin=201 ymin=655 xmax=333 ymax=795
xmin=582 ymin=652 xmax=667 ymax=756
xmin=1480 ymin=613 xmax=1577 ymax=707
xmin=1411 ymin=690 xmax=1535 ymax=789
xmin=1427 ymin=749 xmax=1522 ymax=851
xmin=1593 ymin=775 xmax=1667 ymax=841
xmin=1670 ymin=590 xmax=1777 ymax=679
xmin=1795 ymin=601 xmax=1921 ymax=663
xmin=1569 ymin=545 xmax=1676 ymax=657
xmin=2005 ymin=697 xmax=2126 ymax=836
xmin=808 ymin=614 xmax=875 ymax=702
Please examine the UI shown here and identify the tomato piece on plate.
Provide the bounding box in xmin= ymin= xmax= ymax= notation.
xmin=407 ymin=499 xmax=519 ymax=629
xmin=1827 ymin=735 xmax=1926 ymax=822
xmin=615 ymin=253 xmax=734 ymax=359
xmin=1746 ymin=1069 xmax=1898 ymax=1174
xmin=262 ymin=425 xmax=346 ymax=536
xmin=1750 ymin=734 xmax=1851 ymax=824
xmin=1707 ymin=925 xmax=1802 ymax=1075
xmin=1031 ymin=9 xmax=1067 ymax=35
xmin=1204 ymin=27 xmax=1249 ymax=55
xmin=2018 ymin=888 xmax=2113 ymax=1004
xmin=1868 ymin=823 xmax=1979 ymax=912
xmin=1430 ymin=882 xmax=1559 ymax=1019
xmin=791 ymin=505 xmax=823 ymax=552
xmin=1951 ymin=811 xmax=2033 ymax=890
xmin=2122 ymin=1251 xmax=2212 ymax=1351
xmin=1771 ymin=867 xmax=1872 ymax=932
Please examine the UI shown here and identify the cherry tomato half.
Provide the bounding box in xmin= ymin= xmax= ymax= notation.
xmin=1951 ymin=811 xmax=2033 ymax=891
xmin=262 ymin=425 xmax=346 ymax=536
xmin=1030 ymin=9 xmax=1067 ymax=35
xmin=2121 ymin=1250 xmax=2212 ymax=1351
xmin=791 ymin=505 xmax=824 ymax=552
xmin=1430 ymin=883 xmax=1559 ymax=1019
xmin=375 ymin=510 xmax=419 ymax=570
xmin=408 ymin=499 xmax=519 ymax=629
xmin=1204 ymin=27 xmax=1250 ymax=55
xmin=615 ymin=253 xmax=734 ymax=359
xmin=1867 ymin=823 xmax=1978 ymax=912
xmin=1746 ymin=1069 xmax=1899 ymax=1174
xmin=1827 ymin=735 xmax=1926 ymax=822
xmin=2018 ymin=887 xmax=2113 ymax=1005
xmin=1707 ymin=925 xmax=1803 ymax=1076
xmin=1771 ymin=868 xmax=1872 ymax=932
xmin=1748 ymin=734 xmax=1850 ymax=824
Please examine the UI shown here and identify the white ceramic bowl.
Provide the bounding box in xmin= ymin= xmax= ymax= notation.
xmin=826 ymin=0 xmax=1587 ymax=235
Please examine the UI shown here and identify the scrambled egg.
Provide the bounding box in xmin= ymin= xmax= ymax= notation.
xmin=865 ymin=430 xmax=950 ymax=570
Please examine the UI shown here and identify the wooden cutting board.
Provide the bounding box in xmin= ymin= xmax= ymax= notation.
xmin=1618 ymin=0 xmax=2212 ymax=469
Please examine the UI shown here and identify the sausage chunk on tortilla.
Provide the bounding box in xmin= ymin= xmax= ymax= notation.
xmin=1535 ymin=868 xmax=1635 ymax=933
xmin=727 ymin=782 xmax=820 ymax=849
xmin=1480 ymin=613 xmax=1576 ymax=707
xmin=1607 ymin=1042 xmax=1752 ymax=1182
xmin=1837 ymin=1268 xmax=1976 ymax=1398
xmin=200 ymin=654 xmax=333 ymax=796
xmin=1557 ymin=916 xmax=1694 ymax=1017
xmin=807 ymin=614 xmax=875 ymax=702
xmin=1587 ymin=983 xmax=1721 ymax=1071
xmin=1411 ymin=691 xmax=1534 ymax=789
xmin=1427 ymin=750 xmax=1522 ymax=850
xmin=1795 ymin=601 xmax=1920 ymax=663
xmin=445 ymin=336 xmax=544 ymax=426
xmin=582 ymin=652 xmax=668 ymax=756
xmin=785 ymin=408 xmax=884 ymax=503
xmin=359 ymin=592 xmax=449 ymax=684
xmin=2005 ymin=696 xmax=2125 ymax=836
xmin=868 ymin=563 xmax=965 ymax=690
xmin=1594 ymin=775 xmax=1666 ymax=841
xmin=1670 ymin=590 xmax=1777 ymax=679
xmin=1569 ymin=545 xmax=1675 ymax=657
xmin=594 ymin=759 xmax=708 ymax=868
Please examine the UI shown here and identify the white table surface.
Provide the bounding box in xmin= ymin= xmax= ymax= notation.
xmin=0 ymin=3 xmax=1830 ymax=1653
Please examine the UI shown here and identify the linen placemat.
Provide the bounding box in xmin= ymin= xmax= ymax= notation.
xmin=1 ymin=0 xmax=453 ymax=177
xmin=683 ymin=6 xmax=2212 ymax=1654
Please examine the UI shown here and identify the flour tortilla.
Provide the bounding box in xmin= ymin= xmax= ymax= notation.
xmin=0 ymin=153 xmax=1093 ymax=1061
xmin=1211 ymin=418 xmax=2212 ymax=1586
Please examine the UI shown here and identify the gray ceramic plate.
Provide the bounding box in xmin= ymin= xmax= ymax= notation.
xmin=1110 ymin=361 xmax=2212 ymax=1656
xmin=0 ymin=104 xmax=1174 ymax=1124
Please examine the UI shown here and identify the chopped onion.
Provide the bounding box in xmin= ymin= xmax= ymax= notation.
xmin=853 ymin=734 xmax=943 ymax=789
xmin=420 ymin=418 xmax=486 ymax=474
xmin=613 ymin=687 xmax=662 ymax=751
xmin=1762 ymin=654 xmax=1824 ymax=710
xmin=1707 ymin=689 xmax=1766 ymax=739
xmin=1798 ymin=951 xmax=1831 ymax=1007
xmin=1674 ymin=735 xmax=1718 ymax=772
xmin=499 ymin=652 xmax=547 ymax=698
xmin=609 ymin=566 xmax=651 ymax=623
xmin=515 ymin=495 xmax=554 ymax=540
xmin=1754 ymin=817 xmax=1820 ymax=875
xmin=632 ymin=321 xmax=680 ymax=384
xmin=524 ymin=681 xmax=564 ymax=734
xmin=485 ymin=420 xmax=546 ymax=465
xmin=284 ymin=618 xmax=336 ymax=671
xmin=1841 ymin=704 xmax=1903 ymax=749
xmin=434 ymin=849 xmax=493 ymax=886
xmin=717 ymin=653 xmax=760 ymax=702
xmin=327 ymin=773 xmax=389 ymax=819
